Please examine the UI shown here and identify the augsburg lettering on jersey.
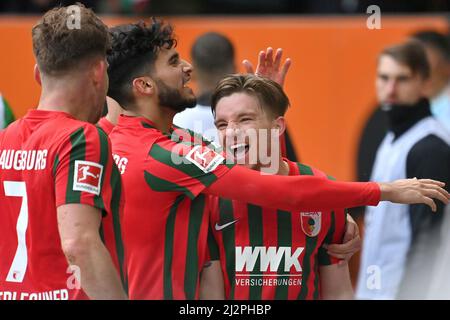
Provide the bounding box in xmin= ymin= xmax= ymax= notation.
xmin=112 ymin=153 xmax=128 ymax=175
xmin=235 ymin=246 xmax=304 ymax=287
xmin=0 ymin=149 xmax=48 ymax=170
xmin=0 ymin=289 xmax=69 ymax=300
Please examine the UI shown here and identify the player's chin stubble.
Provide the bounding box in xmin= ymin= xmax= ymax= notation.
xmin=156 ymin=79 xmax=197 ymax=113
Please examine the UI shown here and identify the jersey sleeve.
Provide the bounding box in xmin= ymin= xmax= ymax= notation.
xmin=143 ymin=131 xmax=233 ymax=200
xmin=54 ymin=124 xmax=120 ymax=215
xmin=318 ymin=209 xmax=347 ymax=266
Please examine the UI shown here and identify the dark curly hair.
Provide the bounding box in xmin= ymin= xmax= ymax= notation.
xmin=107 ymin=18 xmax=177 ymax=109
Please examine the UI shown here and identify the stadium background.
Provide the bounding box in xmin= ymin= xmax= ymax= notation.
xmin=1 ymin=0 xmax=448 ymax=285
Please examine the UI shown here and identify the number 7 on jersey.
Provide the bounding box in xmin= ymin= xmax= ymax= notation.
xmin=3 ymin=181 xmax=29 ymax=283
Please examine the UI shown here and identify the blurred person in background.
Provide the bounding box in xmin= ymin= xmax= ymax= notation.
xmin=355 ymin=30 xmax=450 ymax=243
xmin=356 ymin=30 xmax=450 ymax=196
xmin=355 ymin=30 xmax=450 ymax=222
xmin=356 ymin=40 xmax=450 ymax=300
xmin=412 ymin=30 xmax=450 ymax=133
xmin=0 ymin=93 xmax=15 ymax=129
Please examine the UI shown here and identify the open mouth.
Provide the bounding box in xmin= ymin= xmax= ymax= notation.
xmin=182 ymin=76 xmax=191 ymax=88
xmin=229 ymin=143 xmax=250 ymax=160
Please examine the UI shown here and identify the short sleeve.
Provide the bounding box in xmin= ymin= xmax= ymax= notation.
xmin=143 ymin=131 xmax=233 ymax=200
xmin=318 ymin=209 xmax=347 ymax=266
xmin=54 ymin=124 xmax=118 ymax=215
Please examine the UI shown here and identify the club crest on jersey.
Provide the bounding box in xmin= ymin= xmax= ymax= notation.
xmin=73 ymin=160 xmax=103 ymax=195
xmin=300 ymin=212 xmax=322 ymax=237
xmin=185 ymin=145 xmax=224 ymax=173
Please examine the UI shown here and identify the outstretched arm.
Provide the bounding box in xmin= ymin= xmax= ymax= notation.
xmin=378 ymin=178 xmax=448 ymax=212
xmin=204 ymin=165 xmax=449 ymax=213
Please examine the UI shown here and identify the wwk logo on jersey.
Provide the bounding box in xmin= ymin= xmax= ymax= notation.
xmin=185 ymin=145 xmax=224 ymax=173
xmin=73 ymin=160 xmax=103 ymax=195
xmin=236 ymin=246 xmax=304 ymax=273
xmin=300 ymin=212 xmax=322 ymax=237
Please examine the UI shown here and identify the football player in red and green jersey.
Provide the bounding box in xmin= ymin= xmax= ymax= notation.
xmin=106 ymin=19 xmax=449 ymax=300
xmin=206 ymin=74 xmax=353 ymax=299
xmin=0 ymin=5 xmax=126 ymax=300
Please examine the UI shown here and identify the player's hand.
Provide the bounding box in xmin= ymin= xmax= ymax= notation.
xmin=325 ymin=214 xmax=361 ymax=264
xmin=379 ymin=178 xmax=450 ymax=212
xmin=242 ymin=47 xmax=291 ymax=87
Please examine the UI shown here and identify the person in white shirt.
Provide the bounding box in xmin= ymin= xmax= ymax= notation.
xmin=356 ymin=40 xmax=450 ymax=300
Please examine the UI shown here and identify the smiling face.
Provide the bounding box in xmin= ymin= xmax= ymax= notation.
xmin=151 ymin=46 xmax=196 ymax=112
xmin=214 ymin=92 xmax=280 ymax=170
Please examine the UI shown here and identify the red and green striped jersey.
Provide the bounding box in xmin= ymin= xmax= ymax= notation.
xmin=109 ymin=114 xmax=232 ymax=300
xmin=208 ymin=159 xmax=346 ymax=300
xmin=0 ymin=110 xmax=124 ymax=300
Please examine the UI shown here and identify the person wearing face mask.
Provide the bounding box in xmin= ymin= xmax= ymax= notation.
xmin=356 ymin=40 xmax=450 ymax=300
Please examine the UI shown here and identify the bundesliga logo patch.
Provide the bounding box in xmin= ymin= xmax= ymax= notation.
xmin=73 ymin=160 xmax=103 ymax=195
xmin=185 ymin=145 xmax=225 ymax=173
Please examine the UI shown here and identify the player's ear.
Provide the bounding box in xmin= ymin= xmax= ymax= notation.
xmin=91 ymin=59 xmax=107 ymax=87
xmin=273 ymin=116 xmax=286 ymax=136
xmin=34 ymin=64 xmax=42 ymax=86
xmin=132 ymin=77 xmax=155 ymax=96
